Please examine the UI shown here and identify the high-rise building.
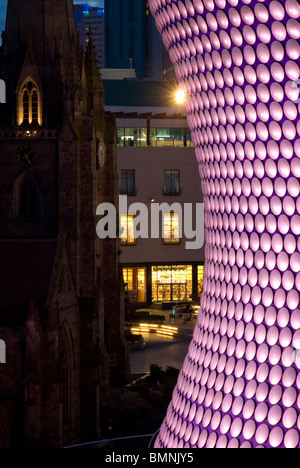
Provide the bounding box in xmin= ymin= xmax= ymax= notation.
xmin=74 ymin=3 xmax=105 ymax=68
xmin=0 ymin=0 xmax=128 ymax=448
xmin=104 ymin=0 xmax=173 ymax=80
xmin=104 ymin=0 xmax=147 ymax=78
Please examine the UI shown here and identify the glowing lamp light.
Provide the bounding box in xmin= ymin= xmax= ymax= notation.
xmin=175 ymin=88 xmax=186 ymax=105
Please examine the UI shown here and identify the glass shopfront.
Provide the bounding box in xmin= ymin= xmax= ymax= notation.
xmin=152 ymin=265 xmax=193 ymax=302
xmin=123 ymin=267 xmax=147 ymax=303
xmin=198 ymin=265 xmax=204 ymax=299
xmin=123 ymin=264 xmax=204 ymax=304
xmin=117 ymin=127 xmax=193 ymax=148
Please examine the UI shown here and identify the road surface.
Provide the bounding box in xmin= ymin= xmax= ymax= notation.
xmin=129 ymin=333 xmax=190 ymax=374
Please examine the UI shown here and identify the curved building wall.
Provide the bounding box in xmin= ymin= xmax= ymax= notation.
xmin=149 ymin=0 xmax=300 ymax=449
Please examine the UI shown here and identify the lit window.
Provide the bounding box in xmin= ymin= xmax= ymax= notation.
xmin=123 ymin=267 xmax=147 ymax=303
xmin=156 ymin=128 xmax=173 ymax=147
xmin=151 ymin=128 xmax=185 ymax=147
xmin=117 ymin=127 xmax=192 ymax=147
xmin=120 ymin=214 xmax=136 ymax=245
xmin=198 ymin=265 xmax=204 ymax=298
xmin=31 ymin=90 xmax=38 ymax=124
xmin=152 ymin=265 xmax=193 ymax=302
xmin=22 ymin=91 xmax=29 ymax=124
xmin=163 ymin=212 xmax=181 ymax=244
xmin=17 ymin=79 xmax=41 ymax=126
xmin=117 ymin=128 xmax=147 ymax=147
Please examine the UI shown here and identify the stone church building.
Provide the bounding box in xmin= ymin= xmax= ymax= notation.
xmin=0 ymin=0 xmax=129 ymax=448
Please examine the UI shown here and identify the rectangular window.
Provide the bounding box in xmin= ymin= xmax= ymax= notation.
xmin=120 ymin=214 xmax=136 ymax=245
xmin=123 ymin=267 xmax=147 ymax=303
xmin=120 ymin=169 xmax=136 ymax=195
xmin=173 ymin=128 xmax=185 ymax=147
xmin=156 ymin=128 xmax=173 ymax=147
xmin=186 ymin=128 xmax=193 ymax=147
xmin=198 ymin=265 xmax=205 ymax=299
xmin=139 ymin=128 xmax=147 ymax=147
xmin=117 ymin=128 xmax=147 ymax=147
xmin=163 ymin=212 xmax=181 ymax=244
xmin=164 ymin=170 xmax=180 ymax=195
xmin=117 ymin=127 xmax=191 ymax=147
xmin=117 ymin=128 xmax=125 ymax=146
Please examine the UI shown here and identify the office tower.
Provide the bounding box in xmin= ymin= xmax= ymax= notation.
xmin=105 ymin=0 xmax=148 ymax=78
xmin=105 ymin=0 xmax=173 ymax=79
xmin=74 ymin=3 xmax=105 ymax=68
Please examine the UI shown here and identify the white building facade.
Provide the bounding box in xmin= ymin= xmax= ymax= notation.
xmin=104 ymin=79 xmax=205 ymax=308
xmin=118 ymin=135 xmax=205 ymax=306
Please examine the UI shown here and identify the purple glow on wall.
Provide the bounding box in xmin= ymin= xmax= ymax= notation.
xmin=149 ymin=0 xmax=300 ymax=449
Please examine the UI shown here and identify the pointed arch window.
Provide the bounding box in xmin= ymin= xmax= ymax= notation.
xmin=31 ymin=90 xmax=39 ymax=124
xmin=23 ymin=91 xmax=29 ymax=124
xmin=17 ymin=79 xmax=42 ymax=126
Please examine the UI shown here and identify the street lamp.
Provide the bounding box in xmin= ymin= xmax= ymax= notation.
xmin=174 ymin=88 xmax=186 ymax=105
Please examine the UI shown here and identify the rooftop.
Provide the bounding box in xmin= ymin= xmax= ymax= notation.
xmin=103 ymin=79 xmax=186 ymax=116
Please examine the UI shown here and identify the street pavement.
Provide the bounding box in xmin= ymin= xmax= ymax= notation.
xmin=129 ymin=308 xmax=197 ymax=375
xmin=130 ymin=334 xmax=190 ymax=374
xmin=135 ymin=307 xmax=197 ymax=338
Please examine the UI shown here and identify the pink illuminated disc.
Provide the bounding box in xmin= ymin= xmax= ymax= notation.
xmin=150 ymin=0 xmax=300 ymax=450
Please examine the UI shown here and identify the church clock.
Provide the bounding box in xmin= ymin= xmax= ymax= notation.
xmin=17 ymin=145 xmax=37 ymax=168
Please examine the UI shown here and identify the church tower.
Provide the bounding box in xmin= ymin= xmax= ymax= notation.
xmin=0 ymin=0 xmax=129 ymax=448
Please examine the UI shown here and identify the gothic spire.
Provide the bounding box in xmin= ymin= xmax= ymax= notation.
xmin=5 ymin=0 xmax=77 ymax=63
xmin=85 ymin=28 xmax=104 ymax=93
xmin=84 ymin=28 xmax=105 ymax=116
xmin=3 ymin=0 xmax=82 ymax=127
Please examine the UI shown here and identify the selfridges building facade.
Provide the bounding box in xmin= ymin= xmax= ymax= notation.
xmin=149 ymin=0 xmax=300 ymax=449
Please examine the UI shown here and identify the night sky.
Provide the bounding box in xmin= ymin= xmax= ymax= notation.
xmin=0 ymin=1 xmax=105 ymax=33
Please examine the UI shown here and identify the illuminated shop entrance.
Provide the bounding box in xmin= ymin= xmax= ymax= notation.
xmin=152 ymin=266 xmax=192 ymax=302
xmin=123 ymin=267 xmax=147 ymax=303
xmin=157 ymin=283 xmax=187 ymax=302
xmin=198 ymin=265 xmax=204 ymax=299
